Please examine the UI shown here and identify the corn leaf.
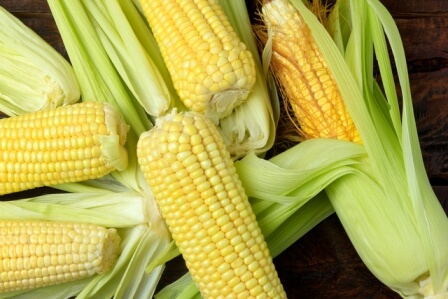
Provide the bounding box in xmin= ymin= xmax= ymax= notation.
xmin=47 ymin=0 xmax=151 ymax=136
xmin=368 ymin=0 xmax=448 ymax=294
xmin=0 ymin=7 xmax=80 ymax=116
xmin=0 ymin=191 xmax=147 ymax=227
xmin=79 ymin=0 xmax=174 ymax=118
xmin=218 ymin=0 xmax=279 ymax=159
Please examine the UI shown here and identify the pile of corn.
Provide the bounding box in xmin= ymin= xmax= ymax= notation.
xmin=0 ymin=0 xmax=284 ymax=298
xmin=0 ymin=0 xmax=447 ymax=299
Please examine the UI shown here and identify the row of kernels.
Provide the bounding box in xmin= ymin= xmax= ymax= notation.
xmin=0 ymin=106 xmax=104 ymax=131
xmin=0 ymin=150 xmax=101 ymax=169
xmin=0 ymin=135 xmax=100 ymax=155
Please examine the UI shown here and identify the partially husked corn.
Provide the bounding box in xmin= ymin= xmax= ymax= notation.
xmin=0 ymin=220 xmax=120 ymax=292
xmin=139 ymin=0 xmax=257 ymax=122
xmin=0 ymin=101 xmax=129 ymax=195
xmin=257 ymin=0 xmax=361 ymax=143
xmin=137 ymin=110 xmax=287 ymax=298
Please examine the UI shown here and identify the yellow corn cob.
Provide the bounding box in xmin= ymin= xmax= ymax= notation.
xmin=138 ymin=0 xmax=257 ymax=122
xmin=0 ymin=219 xmax=120 ymax=293
xmin=0 ymin=101 xmax=129 ymax=195
xmin=137 ymin=110 xmax=287 ymax=298
xmin=257 ymin=0 xmax=361 ymax=143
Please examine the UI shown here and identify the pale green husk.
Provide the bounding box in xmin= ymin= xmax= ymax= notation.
xmin=217 ymin=0 xmax=279 ymax=159
xmin=78 ymin=0 xmax=177 ymax=118
xmin=46 ymin=0 xmax=153 ymax=136
xmin=0 ymin=7 xmax=80 ymax=116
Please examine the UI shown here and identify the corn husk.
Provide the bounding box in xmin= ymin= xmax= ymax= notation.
xmin=217 ymin=0 xmax=279 ymax=159
xmin=0 ymin=7 xmax=80 ymax=116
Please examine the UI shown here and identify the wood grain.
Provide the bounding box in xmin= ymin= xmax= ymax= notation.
xmin=380 ymin=0 xmax=448 ymax=14
xmin=1 ymin=0 xmax=447 ymax=298
xmin=398 ymin=20 xmax=448 ymax=184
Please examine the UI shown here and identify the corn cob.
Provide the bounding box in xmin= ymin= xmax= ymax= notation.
xmin=137 ymin=110 xmax=287 ymax=298
xmin=256 ymin=0 xmax=361 ymax=143
xmin=138 ymin=0 xmax=257 ymax=122
xmin=0 ymin=101 xmax=129 ymax=195
xmin=0 ymin=219 xmax=120 ymax=293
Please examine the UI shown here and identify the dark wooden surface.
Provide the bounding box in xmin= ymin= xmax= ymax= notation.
xmin=1 ymin=0 xmax=447 ymax=298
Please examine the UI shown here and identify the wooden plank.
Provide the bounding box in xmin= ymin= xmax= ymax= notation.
xmin=413 ymin=68 xmax=448 ymax=184
xmin=381 ymin=0 xmax=448 ymax=15
xmin=384 ymin=9 xmax=448 ymax=184
xmin=0 ymin=0 xmax=51 ymax=13
xmin=395 ymin=17 xmax=448 ymax=61
xmin=381 ymin=0 xmax=448 ymax=14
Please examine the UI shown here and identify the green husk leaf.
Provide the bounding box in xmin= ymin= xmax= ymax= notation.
xmin=114 ymin=230 xmax=168 ymax=299
xmin=217 ymin=0 xmax=279 ymax=159
xmin=145 ymin=241 xmax=180 ymax=274
xmin=0 ymin=278 xmax=91 ymax=299
xmin=123 ymin=0 xmax=184 ymax=113
xmin=0 ymin=190 xmax=148 ymax=228
xmin=326 ymin=0 xmax=351 ymax=55
xmin=154 ymin=273 xmax=202 ymax=299
xmin=54 ymin=175 xmax=129 ymax=194
xmin=79 ymin=0 xmax=173 ymax=118
xmin=0 ymin=6 xmax=80 ymax=116
xmin=368 ymin=0 xmax=448 ymax=294
xmin=238 ymin=138 xmax=365 ymax=237
xmin=73 ymin=226 xmax=167 ymax=299
xmin=46 ymin=0 xmax=151 ymax=136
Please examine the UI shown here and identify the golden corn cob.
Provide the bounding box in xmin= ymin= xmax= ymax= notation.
xmin=0 ymin=219 xmax=120 ymax=293
xmin=137 ymin=110 xmax=287 ymax=298
xmin=138 ymin=0 xmax=257 ymax=122
xmin=0 ymin=101 xmax=129 ymax=195
xmin=257 ymin=0 xmax=361 ymax=143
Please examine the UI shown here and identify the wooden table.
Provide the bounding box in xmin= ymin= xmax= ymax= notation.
xmin=1 ymin=0 xmax=447 ymax=298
